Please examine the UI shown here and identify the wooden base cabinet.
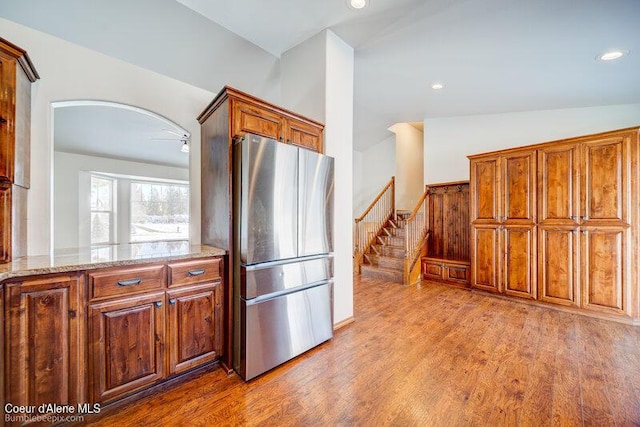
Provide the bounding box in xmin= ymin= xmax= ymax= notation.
xmin=167 ymin=282 xmax=222 ymax=375
xmin=538 ymin=227 xmax=579 ymax=307
xmin=422 ymin=258 xmax=470 ymax=286
xmin=87 ymin=257 xmax=224 ymax=404
xmin=4 ymin=273 xmax=84 ymax=424
xmin=88 ymin=292 xmax=166 ymax=404
xmin=470 ymin=127 xmax=640 ymax=322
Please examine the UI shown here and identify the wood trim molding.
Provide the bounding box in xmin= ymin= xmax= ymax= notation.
xmin=197 ymin=86 xmax=324 ymax=128
xmin=0 ymin=37 xmax=39 ymax=82
xmin=467 ymin=126 xmax=640 ymax=159
xmin=333 ymin=316 xmax=355 ymax=330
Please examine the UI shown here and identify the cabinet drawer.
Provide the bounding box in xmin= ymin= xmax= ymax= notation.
xmin=422 ymin=260 xmax=444 ymax=280
xmin=445 ymin=264 xmax=470 ymax=284
xmin=89 ymin=264 xmax=166 ymax=300
xmin=168 ymin=258 xmax=221 ymax=288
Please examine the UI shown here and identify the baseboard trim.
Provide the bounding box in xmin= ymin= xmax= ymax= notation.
xmin=333 ymin=316 xmax=355 ymax=330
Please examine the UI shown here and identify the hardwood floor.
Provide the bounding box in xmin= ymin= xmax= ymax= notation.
xmin=87 ymin=276 xmax=640 ymax=426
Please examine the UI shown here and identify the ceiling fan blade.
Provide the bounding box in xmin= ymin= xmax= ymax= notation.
xmin=162 ymin=129 xmax=184 ymax=137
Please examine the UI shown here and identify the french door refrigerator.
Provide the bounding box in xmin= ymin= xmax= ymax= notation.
xmin=233 ymin=133 xmax=334 ymax=380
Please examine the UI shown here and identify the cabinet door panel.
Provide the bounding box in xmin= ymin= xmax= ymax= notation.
xmin=422 ymin=260 xmax=444 ymax=281
xmin=5 ymin=274 xmax=84 ymax=420
xmin=89 ymin=292 xmax=165 ymax=403
xmin=168 ymin=283 xmax=221 ymax=375
xmin=472 ymin=226 xmax=500 ymax=292
xmin=286 ymin=117 xmax=323 ymax=152
xmin=445 ymin=264 xmax=470 ymax=285
xmin=581 ymin=228 xmax=627 ymax=315
xmin=503 ymin=227 xmax=535 ymax=298
xmin=538 ymin=144 xmax=579 ymax=224
xmin=503 ymin=150 xmax=536 ymax=223
xmin=232 ymin=100 xmax=283 ymax=140
xmin=471 ymin=158 xmax=500 ymax=222
xmin=538 ymin=227 xmax=578 ymax=306
xmin=582 ymin=137 xmax=628 ymax=224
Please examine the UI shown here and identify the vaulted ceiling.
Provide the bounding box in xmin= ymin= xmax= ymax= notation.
xmin=2 ymin=0 xmax=640 ymax=150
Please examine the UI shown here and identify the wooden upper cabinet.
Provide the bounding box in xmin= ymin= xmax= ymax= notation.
xmin=285 ymin=116 xmax=323 ymax=152
xmin=201 ymin=86 xmax=324 ymax=153
xmin=231 ymin=100 xmax=284 ymax=142
xmin=502 ymin=150 xmax=536 ymax=224
xmin=538 ymin=143 xmax=580 ymax=225
xmin=471 ymin=157 xmax=500 ymax=223
xmin=0 ymin=38 xmax=39 ymax=187
xmin=581 ymin=135 xmax=630 ymax=225
xmin=5 ymin=273 xmax=85 ymax=421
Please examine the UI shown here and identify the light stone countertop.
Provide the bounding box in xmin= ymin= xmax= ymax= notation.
xmin=0 ymin=242 xmax=226 ymax=282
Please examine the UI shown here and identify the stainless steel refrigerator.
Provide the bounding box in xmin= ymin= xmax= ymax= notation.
xmin=233 ymin=133 xmax=334 ymax=380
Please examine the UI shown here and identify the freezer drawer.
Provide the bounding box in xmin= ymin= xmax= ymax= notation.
xmin=238 ymin=282 xmax=333 ymax=380
xmin=241 ymin=255 xmax=333 ymax=300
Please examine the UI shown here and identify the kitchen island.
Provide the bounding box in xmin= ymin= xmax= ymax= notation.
xmin=0 ymin=243 xmax=226 ymax=425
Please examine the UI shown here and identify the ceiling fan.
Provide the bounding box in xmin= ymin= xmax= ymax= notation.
xmin=152 ymin=129 xmax=191 ymax=153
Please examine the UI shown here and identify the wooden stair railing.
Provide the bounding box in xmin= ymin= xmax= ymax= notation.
xmin=403 ymin=185 xmax=430 ymax=285
xmin=354 ymin=176 xmax=395 ymax=273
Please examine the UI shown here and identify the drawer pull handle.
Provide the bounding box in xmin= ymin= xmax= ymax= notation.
xmin=0 ymin=116 xmax=6 ymax=124
xmin=188 ymin=269 xmax=206 ymax=277
xmin=117 ymin=278 xmax=142 ymax=287
xmin=155 ymin=301 xmax=163 ymax=308
xmin=169 ymin=298 xmax=177 ymax=305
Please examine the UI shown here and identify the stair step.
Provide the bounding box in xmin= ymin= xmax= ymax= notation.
xmin=384 ymin=227 xmax=405 ymax=237
xmin=371 ymin=244 xmax=405 ymax=258
xmin=360 ymin=265 xmax=403 ymax=283
xmin=364 ymin=254 xmax=403 ymax=270
xmin=376 ymin=235 xmax=405 ymax=247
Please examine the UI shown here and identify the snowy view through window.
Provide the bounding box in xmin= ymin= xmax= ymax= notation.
xmin=130 ymin=181 xmax=189 ymax=242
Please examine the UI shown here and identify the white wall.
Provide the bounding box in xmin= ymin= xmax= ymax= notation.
xmin=353 ymin=135 xmax=396 ymax=216
xmin=54 ymin=151 xmax=188 ymax=249
xmin=1 ymin=18 xmax=214 ymax=255
xmin=424 ymin=103 xmax=640 ymax=183
xmin=280 ymin=30 xmax=355 ymax=325
xmin=390 ymin=123 xmax=424 ymax=210
xmin=352 ymin=150 xmax=363 ymax=217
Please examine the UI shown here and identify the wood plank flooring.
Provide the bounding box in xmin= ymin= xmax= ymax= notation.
xmin=87 ymin=276 xmax=640 ymax=426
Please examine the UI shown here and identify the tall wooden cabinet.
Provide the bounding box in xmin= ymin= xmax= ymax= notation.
xmin=470 ymin=127 xmax=640 ymax=322
xmin=198 ymin=86 xmax=324 ymax=370
xmin=0 ymin=38 xmax=39 ymax=262
xmin=470 ymin=150 xmax=537 ymax=298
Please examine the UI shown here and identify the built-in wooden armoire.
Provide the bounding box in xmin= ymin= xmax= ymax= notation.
xmin=421 ymin=182 xmax=470 ymax=286
xmin=469 ymin=127 xmax=640 ymax=323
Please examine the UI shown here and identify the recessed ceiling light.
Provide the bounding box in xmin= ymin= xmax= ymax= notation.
xmin=596 ymin=49 xmax=629 ymax=62
xmin=431 ymin=83 xmax=444 ymax=90
xmin=348 ymin=0 xmax=368 ymax=10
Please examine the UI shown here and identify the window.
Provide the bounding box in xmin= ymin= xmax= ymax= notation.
xmin=90 ymin=175 xmax=115 ymax=244
xmin=130 ymin=181 xmax=189 ymax=242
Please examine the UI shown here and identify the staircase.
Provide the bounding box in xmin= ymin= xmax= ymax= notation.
xmin=360 ymin=213 xmax=408 ymax=283
xmin=354 ymin=176 xmax=429 ymax=285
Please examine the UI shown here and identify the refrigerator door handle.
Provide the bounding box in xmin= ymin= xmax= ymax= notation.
xmin=245 ymin=279 xmax=334 ymax=305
